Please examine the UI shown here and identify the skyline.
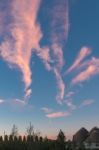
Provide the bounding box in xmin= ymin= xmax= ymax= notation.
xmin=0 ymin=0 xmax=99 ymax=139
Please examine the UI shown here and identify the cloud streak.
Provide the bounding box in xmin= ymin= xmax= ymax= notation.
xmin=66 ymin=91 xmax=74 ymax=98
xmin=0 ymin=98 xmax=33 ymax=109
xmin=66 ymin=47 xmax=91 ymax=74
xmin=49 ymin=0 xmax=69 ymax=102
xmin=46 ymin=111 xmax=70 ymax=119
xmin=54 ymin=69 xmax=65 ymax=104
xmin=39 ymin=0 xmax=69 ymax=103
xmin=80 ymin=99 xmax=95 ymax=107
xmin=0 ymin=0 xmax=42 ymax=99
xmin=0 ymin=0 xmax=69 ymax=104
xmin=0 ymin=99 xmax=5 ymax=104
xmin=72 ymin=57 xmax=99 ymax=84
xmin=65 ymin=99 xmax=76 ymax=110
xmin=41 ymin=107 xmax=53 ymax=113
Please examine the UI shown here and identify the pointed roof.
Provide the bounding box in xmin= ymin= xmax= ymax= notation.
xmin=85 ymin=127 xmax=99 ymax=143
xmin=73 ymin=127 xmax=89 ymax=144
xmin=90 ymin=127 xmax=99 ymax=134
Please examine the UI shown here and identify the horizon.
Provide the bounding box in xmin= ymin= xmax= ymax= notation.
xmin=0 ymin=124 xmax=99 ymax=141
xmin=0 ymin=0 xmax=99 ymax=140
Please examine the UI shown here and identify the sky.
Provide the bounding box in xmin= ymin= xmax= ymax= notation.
xmin=0 ymin=0 xmax=99 ymax=139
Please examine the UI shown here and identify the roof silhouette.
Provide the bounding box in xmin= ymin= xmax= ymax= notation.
xmin=85 ymin=127 xmax=99 ymax=143
xmin=73 ymin=127 xmax=89 ymax=144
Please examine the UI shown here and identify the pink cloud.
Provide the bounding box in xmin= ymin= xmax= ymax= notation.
xmin=0 ymin=0 xmax=69 ymax=104
xmin=51 ymin=44 xmax=65 ymax=70
xmin=54 ymin=69 xmax=65 ymax=104
xmin=80 ymin=99 xmax=95 ymax=107
xmin=37 ymin=0 xmax=69 ymax=103
xmin=72 ymin=58 xmax=99 ymax=84
xmin=36 ymin=47 xmax=52 ymax=71
xmin=0 ymin=0 xmax=42 ymax=99
xmin=75 ymin=57 xmax=99 ymax=73
xmin=66 ymin=47 xmax=91 ymax=74
xmin=46 ymin=111 xmax=70 ymax=118
xmin=50 ymin=0 xmax=69 ymax=45
xmin=24 ymin=89 xmax=32 ymax=100
xmin=65 ymin=99 xmax=76 ymax=110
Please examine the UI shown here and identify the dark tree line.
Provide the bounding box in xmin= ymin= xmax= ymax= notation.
xmin=0 ymin=123 xmax=87 ymax=150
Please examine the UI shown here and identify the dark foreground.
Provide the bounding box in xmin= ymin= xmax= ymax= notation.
xmin=0 ymin=126 xmax=99 ymax=150
xmin=0 ymin=135 xmax=99 ymax=150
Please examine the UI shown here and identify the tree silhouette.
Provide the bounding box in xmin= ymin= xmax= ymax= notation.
xmin=11 ymin=124 xmax=18 ymax=138
xmin=26 ymin=122 xmax=34 ymax=137
xmin=56 ymin=129 xmax=66 ymax=150
xmin=57 ymin=129 xmax=66 ymax=143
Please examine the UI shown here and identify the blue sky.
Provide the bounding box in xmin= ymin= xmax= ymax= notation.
xmin=0 ymin=0 xmax=99 ymax=139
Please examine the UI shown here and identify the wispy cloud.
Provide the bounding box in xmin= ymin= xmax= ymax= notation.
xmin=0 ymin=0 xmax=42 ymax=99
xmin=0 ymin=0 xmax=69 ymax=104
xmin=64 ymin=48 xmax=98 ymax=111
xmin=66 ymin=91 xmax=74 ymax=98
xmin=72 ymin=57 xmax=99 ymax=85
xmin=37 ymin=0 xmax=69 ymax=103
xmin=46 ymin=111 xmax=70 ymax=119
xmin=41 ymin=107 xmax=53 ymax=113
xmin=65 ymin=99 xmax=76 ymax=110
xmin=79 ymin=99 xmax=95 ymax=107
xmin=0 ymin=99 xmax=5 ymax=104
xmin=54 ymin=69 xmax=65 ymax=104
xmin=66 ymin=47 xmax=91 ymax=74
xmin=48 ymin=0 xmax=69 ymax=103
xmin=0 ymin=98 xmax=32 ymax=108
xmin=24 ymin=89 xmax=32 ymax=100
xmin=12 ymin=99 xmax=26 ymax=107
xmin=36 ymin=47 xmax=52 ymax=71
